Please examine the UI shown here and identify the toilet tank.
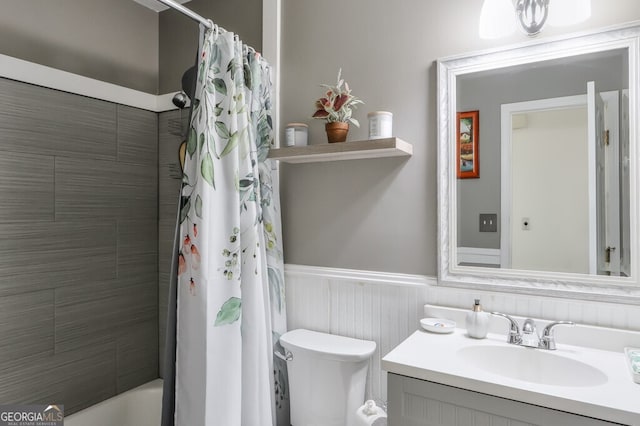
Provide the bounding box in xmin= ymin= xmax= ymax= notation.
xmin=279 ymin=329 xmax=376 ymax=426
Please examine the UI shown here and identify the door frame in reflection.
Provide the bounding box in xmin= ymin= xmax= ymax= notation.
xmin=501 ymin=95 xmax=589 ymax=273
xmin=499 ymin=90 xmax=626 ymax=276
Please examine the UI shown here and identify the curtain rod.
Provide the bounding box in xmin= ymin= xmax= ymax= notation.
xmin=155 ymin=0 xmax=261 ymax=55
xmin=155 ymin=0 xmax=214 ymax=29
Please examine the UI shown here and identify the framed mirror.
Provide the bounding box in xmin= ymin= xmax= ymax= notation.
xmin=437 ymin=22 xmax=640 ymax=302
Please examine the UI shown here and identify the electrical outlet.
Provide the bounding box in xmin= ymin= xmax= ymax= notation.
xmin=479 ymin=214 xmax=497 ymax=232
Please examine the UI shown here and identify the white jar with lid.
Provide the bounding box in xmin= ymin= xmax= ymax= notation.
xmin=285 ymin=123 xmax=309 ymax=147
xmin=367 ymin=111 xmax=393 ymax=139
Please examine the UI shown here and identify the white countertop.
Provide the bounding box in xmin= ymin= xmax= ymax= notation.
xmin=382 ymin=328 xmax=640 ymax=425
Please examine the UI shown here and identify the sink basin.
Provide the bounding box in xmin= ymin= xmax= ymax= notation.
xmin=457 ymin=345 xmax=608 ymax=387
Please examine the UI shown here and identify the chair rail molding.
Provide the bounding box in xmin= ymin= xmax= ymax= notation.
xmin=284 ymin=264 xmax=436 ymax=288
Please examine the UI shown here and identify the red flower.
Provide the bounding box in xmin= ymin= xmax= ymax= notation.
xmin=190 ymin=244 xmax=201 ymax=269
xmin=183 ymin=234 xmax=191 ymax=254
xmin=193 ymin=223 xmax=198 ymax=237
xmin=178 ymin=253 xmax=187 ymax=275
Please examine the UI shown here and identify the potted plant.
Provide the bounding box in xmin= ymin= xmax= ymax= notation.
xmin=312 ymin=69 xmax=364 ymax=143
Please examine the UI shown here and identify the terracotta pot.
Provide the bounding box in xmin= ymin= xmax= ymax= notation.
xmin=325 ymin=122 xmax=349 ymax=143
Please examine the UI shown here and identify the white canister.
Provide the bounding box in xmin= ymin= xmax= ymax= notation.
xmin=285 ymin=123 xmax=309 ymax=147
xmin=367 ymin=111 xmax=393 ymax=139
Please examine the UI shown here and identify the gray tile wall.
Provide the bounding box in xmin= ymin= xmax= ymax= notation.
xmin=158 ymin=109 xmax=188 ymax=376
xmin=0 ymin=77 xmax=159 ymax=414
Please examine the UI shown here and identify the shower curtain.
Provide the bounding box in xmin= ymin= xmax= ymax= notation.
xmin=169 ymin=24 xmax=287 ymax=426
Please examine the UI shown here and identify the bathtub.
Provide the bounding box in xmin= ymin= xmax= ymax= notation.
xmin=65 ymin=379 xmax=162 ymax=426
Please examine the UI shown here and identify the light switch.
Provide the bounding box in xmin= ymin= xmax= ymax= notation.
xmin=479 ymin=214 xmax=497 ymax=232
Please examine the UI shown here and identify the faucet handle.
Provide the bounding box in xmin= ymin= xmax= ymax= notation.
xmin=490 ymin=312 xmax=522 ymax=344
xmin=540 ymin=321 xmax=575 ymax=350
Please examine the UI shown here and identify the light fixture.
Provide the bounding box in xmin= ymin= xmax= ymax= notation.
xmin=516 ymin=0 xmax=549 ymax=36
xmin=479 ymin=0 xmax=518 ymax=39
xmin=479 ymin=0 xmax=591 ymax=39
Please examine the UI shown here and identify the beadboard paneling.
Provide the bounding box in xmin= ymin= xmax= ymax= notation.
xmin=426 ymin=285 xmax=640 ymax=331
xmin=55 ymin=157 xmax=157 ymax=220
xmin=285 ymin=266 xmax=430 ymax=402
xmin=117 ymin=105 xmax=159 ymax=165
xmin=0 ymin=152 xmax=54 ymax=222
xmin=284 ymin=274 xmax=332 ymax=331
xmin=0 ymin=77 xmax=117 ymax=159
xmin=284 ymin=264 xmax=640 ymax=405
xmin=0 ymin=290 xmax=54 ymax=363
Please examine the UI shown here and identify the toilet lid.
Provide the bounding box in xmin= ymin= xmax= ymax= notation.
xmin=279 ymin=329 xmax=376 ymax=362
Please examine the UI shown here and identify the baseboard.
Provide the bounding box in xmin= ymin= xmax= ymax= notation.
xmin=457 ymin=247 xmax=501 ymax=266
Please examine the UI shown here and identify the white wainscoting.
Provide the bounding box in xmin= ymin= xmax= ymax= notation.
xmin=284 ymin=265 xmax=434 ymax=402
xmin=425 ymin=284 xmax=640 ymax=331
xmin=284 ymin=264 xmax=640 ymax=404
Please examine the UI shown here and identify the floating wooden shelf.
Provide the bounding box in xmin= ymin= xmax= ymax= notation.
xmin=267 ymin=137 xmax=413 ymax=164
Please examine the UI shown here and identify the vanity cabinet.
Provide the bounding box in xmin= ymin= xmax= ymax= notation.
xmin=388 ymin=374 xmax=625 ymax=426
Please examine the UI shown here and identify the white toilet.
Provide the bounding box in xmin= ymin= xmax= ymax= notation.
xmin=279 ymin=329 xmax=376 ymax=426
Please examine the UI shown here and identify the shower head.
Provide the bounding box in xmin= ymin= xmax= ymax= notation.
xmin=172 ymin=92 xmax=189 ymax=109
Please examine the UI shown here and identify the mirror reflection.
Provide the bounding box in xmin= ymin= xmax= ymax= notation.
xmin=456 ymin=49 xmax=630 ymax=276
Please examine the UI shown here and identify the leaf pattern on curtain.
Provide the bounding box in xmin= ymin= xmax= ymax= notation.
xmin=174 ymin=26 xmax=288 ymax=426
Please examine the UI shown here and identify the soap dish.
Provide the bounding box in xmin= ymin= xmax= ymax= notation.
xmin=420 ymin=318 xmax=456 ymax=334
xmin=624 ymin=347 xmax=640 ymax=384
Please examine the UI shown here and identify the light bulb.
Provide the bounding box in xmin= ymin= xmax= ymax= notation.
xmin=479 ymin=0 xmax=518 ymax=39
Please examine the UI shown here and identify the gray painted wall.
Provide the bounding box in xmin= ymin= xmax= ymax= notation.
xmin=0 ymin=77 xmax=158 ymax=414
xmin=0 ymin=0 xmax=159 ymax=93
xmin=457 ymin=51 xmax=627 ymax=249
xmin=158 ymin=0 xmax=263 ymax=93
xmin=279 ymin=0 xmax=640 ymax=276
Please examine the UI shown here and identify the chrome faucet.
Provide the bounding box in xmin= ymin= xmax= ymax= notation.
xmin=491 ymin=313 xmax=575 ymax=350
xmin=521 ymin=318 xmax=540 ymax=348
xmin=540 ymin=321 xmax=575 ymax=350
xmin=490 ymin=312 xmax=521 ymax=345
